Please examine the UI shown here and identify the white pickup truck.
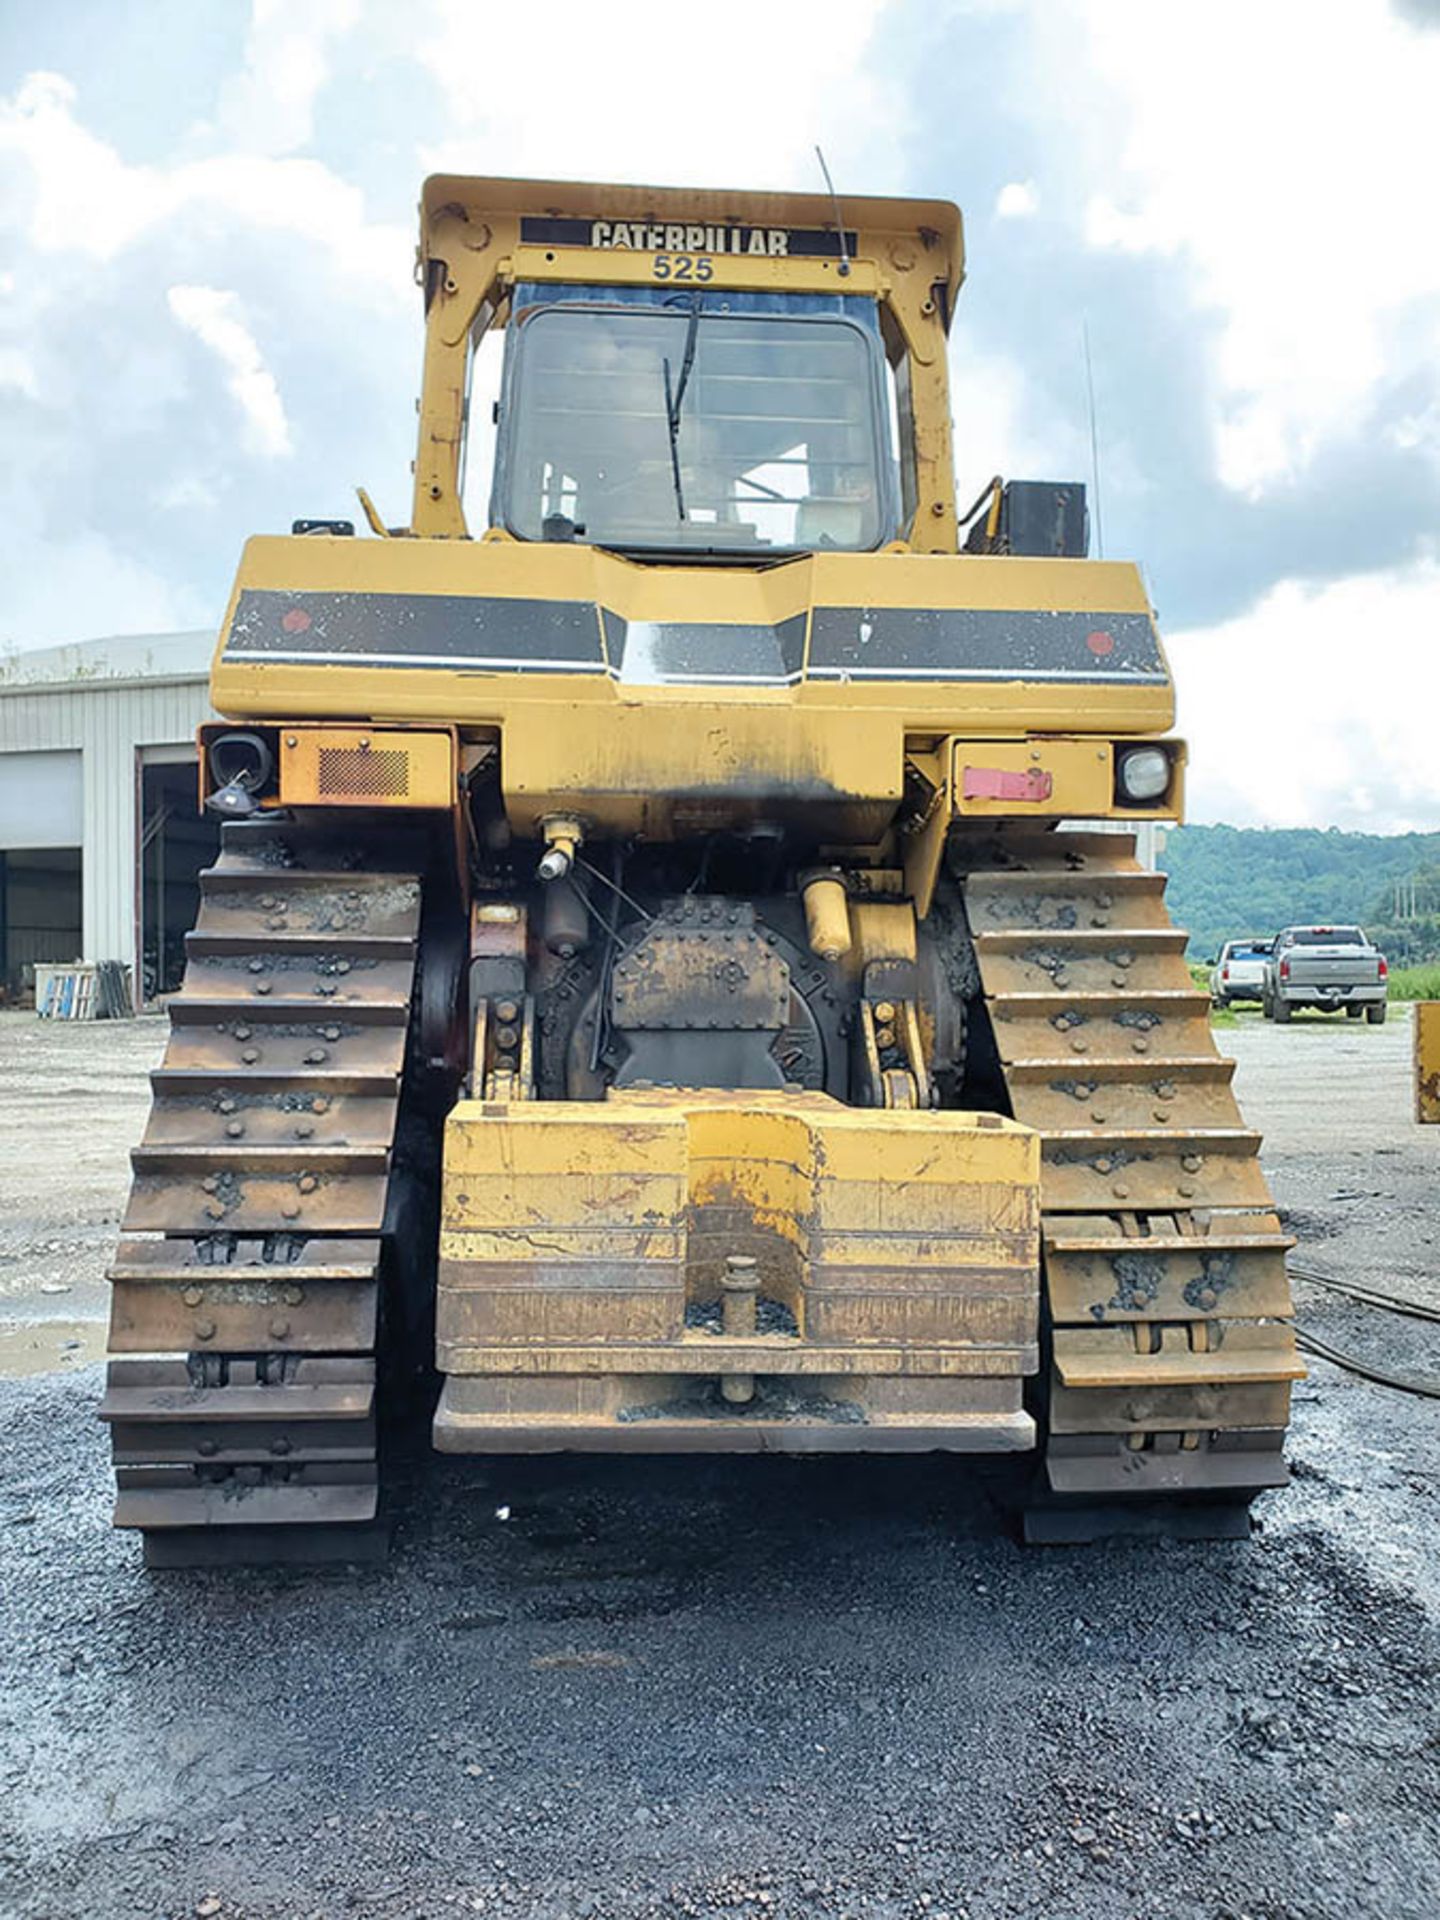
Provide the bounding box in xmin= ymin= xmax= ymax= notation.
xmin=1262 ymin=925 xmax=1389 ymax=1024
xmin=1210 ymin=937 xmax=1273 ymax=1006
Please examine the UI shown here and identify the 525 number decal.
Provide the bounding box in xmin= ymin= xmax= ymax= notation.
xmin=651 ymin=254 xmax=714 ymax=283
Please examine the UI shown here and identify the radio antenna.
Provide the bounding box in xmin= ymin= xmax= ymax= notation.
xmin=1082 ymin=317 xmax=1105 ymax=559
xmin=815 ymin=145 xmax=851 ymax=278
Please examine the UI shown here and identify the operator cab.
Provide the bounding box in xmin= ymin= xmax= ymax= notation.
xmin=489 ymin=283 xmax=899 ymax=557
xmin=421 ymin=178 xmax=963 ymax=555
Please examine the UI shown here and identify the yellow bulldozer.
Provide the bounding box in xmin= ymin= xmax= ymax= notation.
xmin=100 ymin=177 xmax=1302 ymax=1564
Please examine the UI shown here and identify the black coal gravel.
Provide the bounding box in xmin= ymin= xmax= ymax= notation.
xmin=3 ymin=1002 xmax=1440 ymax=1919
xmin=2 ymin=1353 xmax=1438 ymax=1920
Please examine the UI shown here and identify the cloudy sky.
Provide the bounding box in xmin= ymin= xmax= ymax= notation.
xmin=3 ymin=0 xmax=1439 ymax=830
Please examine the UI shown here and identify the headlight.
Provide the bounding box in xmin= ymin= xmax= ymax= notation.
xmin=209 ymin=729 xmax=275 ymax=793
xmin=206 ymin=729 xmax=276 ymax=817
xmin=1116 ymin=746 xmax=1171 ymax=803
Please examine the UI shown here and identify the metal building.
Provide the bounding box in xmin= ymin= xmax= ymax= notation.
xmin=0 ymin=632 xmax=219 ymax=1004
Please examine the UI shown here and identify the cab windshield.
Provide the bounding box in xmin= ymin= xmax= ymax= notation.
xmin=492 ymin=287 xmax=894 ymax=555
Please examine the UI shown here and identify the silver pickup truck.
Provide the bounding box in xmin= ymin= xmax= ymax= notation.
xmin=1262 ymin=925 xmax=1389 ymax=1024
xmin=1210 ymin=937 xmax=1273 ymax=1005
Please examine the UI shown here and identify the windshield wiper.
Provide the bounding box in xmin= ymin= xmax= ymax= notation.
xmin=662 ymin=294 xmax=702 ymax=521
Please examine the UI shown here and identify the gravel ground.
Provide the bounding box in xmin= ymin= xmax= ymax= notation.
xmin=0 ymin=1009 xmax=161 ymax=1374
xmin=1 ymin=1005 xmax=1438 ymax=1920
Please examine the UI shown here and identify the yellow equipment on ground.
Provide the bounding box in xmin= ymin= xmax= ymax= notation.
xmin=100 ymin=178 xmax=1300 ymax=1563
xmin=1417 ymin=1002 xmax=1440 ymax=1122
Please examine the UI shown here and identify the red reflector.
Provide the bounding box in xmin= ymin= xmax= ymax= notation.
xmin=1086 ymin=629 xmax=1115 ymax=656
xmin=962 ymin=765 xmax=1055 ymax=803
xmin=281 ymin=607 xmax=312 ymax=634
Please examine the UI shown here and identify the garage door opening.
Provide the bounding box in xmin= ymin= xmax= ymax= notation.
xmin=140 ymin=761 xmax=220 ymax=1000
xmin=0 ymin=848 xmax=82 ymax=1002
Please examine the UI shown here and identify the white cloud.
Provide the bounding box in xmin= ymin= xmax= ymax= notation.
xmin=0 ymin=349 xmax=40 ymax=400
xmin=1168 ymin=557 xmax=1440 ymax=831
xmin=411 ymin=0 xmax=895 ymax=192
xmin=0 ymin=62 xmax=417 ymax=656
xmin=0 ymin=69 xmax=408 ymax=293
xmin=219 ymin=0 xmax=360 ymax=156
xmin=948 ymin=348 xmax=1085 ymax=515
xmin=0 ymin=532 xmax=207 ymax=648
xmin=995 ymin=181 xmax=1038 ymax=219
xmin=1064 ymin=0 xmax=1440 ymax=496
xmin=153 ymin=473 xmax=222 ymax=513
xmin=167 ymin=285 xmax=292 ymax=457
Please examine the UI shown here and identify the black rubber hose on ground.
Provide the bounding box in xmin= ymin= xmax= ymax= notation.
xmin=1287 ymin=1259 xmax=1440 ymax=1398
xmin=1294 ymin=1329 xmax=1440 ymax=1400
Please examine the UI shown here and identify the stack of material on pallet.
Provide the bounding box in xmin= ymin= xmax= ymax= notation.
xmin=36 ymin=961 xmax=133 ymax=1021
xmin=36 ymin=965 xmax=95 ymax=1020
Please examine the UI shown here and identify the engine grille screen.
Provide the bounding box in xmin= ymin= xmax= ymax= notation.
xmin=317 ymin=747 xmax=410 ymax=797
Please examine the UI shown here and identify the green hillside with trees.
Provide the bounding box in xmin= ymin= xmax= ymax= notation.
xmin=1157 ymin=825 xmax=1440 ymax=963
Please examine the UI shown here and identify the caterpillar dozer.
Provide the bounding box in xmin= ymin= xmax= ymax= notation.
xmin=100 ymin=177 xmax=1302 ymax=1564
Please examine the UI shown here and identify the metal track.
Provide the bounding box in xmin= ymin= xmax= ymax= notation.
xmin=958 ymin=831 xmax=1302 ymax=1539
xmin=100 ymin=818 xmax=423 ymax=1565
